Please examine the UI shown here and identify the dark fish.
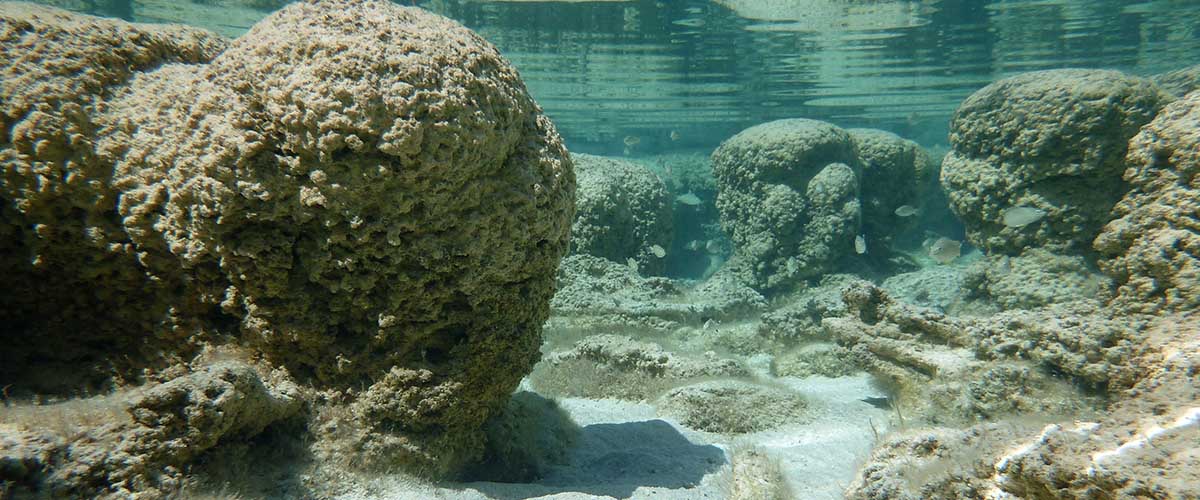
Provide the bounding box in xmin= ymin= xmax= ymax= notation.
xmin=860 ymin=396 xmax=892 ymax=409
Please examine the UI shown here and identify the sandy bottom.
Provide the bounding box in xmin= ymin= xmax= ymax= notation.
xmin=334 ymin=374 xmax=889 ymax=500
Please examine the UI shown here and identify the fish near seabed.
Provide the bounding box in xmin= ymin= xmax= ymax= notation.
xmin=928 ymin=237 xmax=962 ymax=264
xmin=1002 ymin=206 xmax=1047 ymax=228
xmin=676 ymin=192 xmax=702 ymax=206
xmin=894 ymin=205 xmax=919 ymax=217
xmin=855 ymin=235 xmax=867 ymax=254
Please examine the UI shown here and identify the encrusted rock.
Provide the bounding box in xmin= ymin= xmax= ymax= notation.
xmin=848 ymin=128 xmax=934 ymax=250
xmin=1096 ymin=90 xmax=1200 ymax=314
xmin=711 ymin=119 xmax=861 ymax=293
xmin=962 ymin=247 xmax=1111 ymax=311
xmin=657 ymin=380 xmax=808 ymax=434
xmin=570 ymin=153 xmax=673 ymax=276
xmin=1152 ymin=63 xmax=1200 ymax=98
xmin=941 ymin=69 xmax=1171 ymax=255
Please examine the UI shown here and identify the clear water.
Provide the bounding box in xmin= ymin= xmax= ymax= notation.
xmin=41 ymin=0 xmax=1200 ymax=152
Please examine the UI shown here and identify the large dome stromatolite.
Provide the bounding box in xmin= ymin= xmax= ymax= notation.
xmin=1096 ymin=90 xmax=1200 ymax=314
xmin=711 ymin=118 xmax=861 ymax=293
xmin=940 ymin=69 xmax=1171 ymax=255
xmin=2 ymin=0 xmax=574 ymax=474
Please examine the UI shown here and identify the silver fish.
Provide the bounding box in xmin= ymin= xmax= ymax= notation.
xmin=1002 ymin=206 xmax=1047 ymax=228
xmin=894 ymin=205 xmax=919 ymax=217
xmin=855 ymin=235 xmax=867 ymax=254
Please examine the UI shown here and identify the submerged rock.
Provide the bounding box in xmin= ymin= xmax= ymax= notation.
xmin=712 ymin=118 xmax=861 ymax=293
xmin=940 ymin=69 xmax=1171 ymax=255
xmin=657 ymin=380 xmax=808 ymax=434
xmin=2 ymin=0 xmax=574 ymax=479
xmin=1096 ymin=90 xmax=1200 ymax=314
xmin=570 ymin=152 xmax=673 ymax=276
xmin=848 ymin=128 xmax=935 ymax=250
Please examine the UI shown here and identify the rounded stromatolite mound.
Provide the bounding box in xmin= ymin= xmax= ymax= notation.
xmin=0 ymin=3 xmax=229 ymax=392
xmin=3 ymin=0 xmax=574 ymax=474
xmin=711 ymin=118 xmax=861 ymax=293
xmin=570 ymin=152 xmax=672 ymax=275
xmin=848 ymin=128 xmax=934 ymax=250
xmin=940 ymin=69 xmax=1172 ymax=255
xmin=1095 ymin=90 xmax=1200 ymax=314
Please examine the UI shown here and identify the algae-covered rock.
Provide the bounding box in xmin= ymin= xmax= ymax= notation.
xmin=848 ymin=128 xmax=934 ymax=250
xmin=1096 ymin=90 xmax=1200 ymax=314
xmin=941 ymin=69 xmax=1171 ymax=255
xmin=0 ymin=2 xmax=229 ymax=393
xmin=712 ymin=118 xmax=861 ymax=293
xmin=570 ymin=153 xmax=673 ymax=276
xmin=3 ymin=0 xmax=574 ymax=476
xmin=657 ymin=380 xmax=808 ymax=434
xmin=962 ymin=248 xmax=1111 ymax=311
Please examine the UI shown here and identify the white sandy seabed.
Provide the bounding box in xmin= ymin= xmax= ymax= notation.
xmin=334 ymin=372 xmax=891 ymax=500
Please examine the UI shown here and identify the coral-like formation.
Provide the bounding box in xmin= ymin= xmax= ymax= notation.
xmin=0 ymin=2 xmax=229 ymax=393
xmin=0 ymin=360 xmax=303 ymax=498
xmin=757 ymin=274 xmax=862 ymax=343
xmin=1095 ymin=90 xmax=1200 ymax=314
xmin=570 ymin=153 xmax=673 ymax=276
xmin=2 ymin=0 xmax=573 ymax=478
xmin=848 ymin=128 xmax=935 ymax=250
xmin=940 ymin=69 xmax=1171 ymax=255
xmin=711 ymin=119 xmax=861 ymax=293
xmin=657 ymin=380 xmax=808 ymax=434
xmin=880 ymin=265 xmax=967 ymax=312
xmin=962 ymin=248 xmax=1111 ymax=311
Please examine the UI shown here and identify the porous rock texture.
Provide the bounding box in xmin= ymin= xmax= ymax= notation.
xmin=1095 ymin=90 xmax=1200 ymax=314
xmin=569 ymin=152 xmax=672 ymax=276
xmin=0 ymin=360 xmax=304 ymax=499
xmin=657 ymin=380 xmax=808 ymax=434
xmin=962 ymin=247 xmax=1111 ymax=311
xmin=2 ymin=0 xmax=573 ymax=479
xmin=0 ymin=2 xmax=230 ymax=393
xmin=711 ymin=118 xmax=861 ymax=293
xmin=848 ymin=128 xmax=934 ymax=250
xmin=846 ymin=315 xmax=1199 ymax=500
xmin=940 ymin=69 xmax=1171 ymax=255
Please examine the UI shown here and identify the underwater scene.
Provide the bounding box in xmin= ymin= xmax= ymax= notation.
xmin=1 ymin=0 xmax=1199 ymax=499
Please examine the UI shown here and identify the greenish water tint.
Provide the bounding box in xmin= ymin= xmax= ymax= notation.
xmin=31 ymin=0 xmax=1200 ymax=153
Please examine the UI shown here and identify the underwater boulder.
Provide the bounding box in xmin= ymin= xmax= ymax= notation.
xmin=2 ymin=0 xmax=574 ymax=475
xmin=940 ymin=68 xmax=1171 ymax=255
xmin=1096 ymin=90 xmax=1200 ymax=314
xmin=570 ymin=152 xmax=673 ymax=276
xmin=0 ymin=3 xmax=229 ymax=393
xmin=711 ymin=118 xmax=861 ymax=293
xmin=847 ymin=128 xmax=935 ymax=251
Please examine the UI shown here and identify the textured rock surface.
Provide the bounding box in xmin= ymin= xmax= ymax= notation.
xmin=880 ymin=265 xmax=967 ymax=312
xmin=848 ymin=128 xmax=934 ymax=250
xmin=0 ymin=2 xmax=229 ymax=393
xmin=1152 ymin=63 xmax=1200 ymax=98
xmin=657 ymin=380 xmax=808 ymax=434
xmin=711 ymin=119 xmax=861 ymax=293
xmin=941 ymin=69 xmax=1171 ymax=255
xmin=1096 ymin=90 xmax=1200 ymax=314
xmin=2 ymin=0 xmax=574 ymax=476
xmin=570 ymin=153 xmax=672 ymax=276
xmin=0 ymin=360 xmax=302 ymax=499
xmin=962 ymin=248 xmax=1111 ymax=311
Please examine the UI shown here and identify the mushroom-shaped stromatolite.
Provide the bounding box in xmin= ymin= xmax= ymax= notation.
xmin=569 ymin=152 xmax=673 ymax=275
xmin=940 ymin=69 xmax=1171 ymax=255
xmin=2 ymin=0 xmax=575 ymax=474
xmin=711 ymin=118 xmax=861 ymax=293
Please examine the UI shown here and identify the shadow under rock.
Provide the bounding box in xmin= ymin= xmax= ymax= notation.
xmin=463 ymin=419 xmax=727 ymax=500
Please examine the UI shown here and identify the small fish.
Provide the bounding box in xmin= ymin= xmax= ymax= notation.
xmin=650 ymin=244 xmax=667 ymax=258
xmin=623 ymin=135 xmax=641 ymax=147
xmin=928 ymin=237 xmax=962 ymax=264
xmin=669 ymin=130 xmax=681 ymax=141
xmin=855 ymin=235 xmax=867 ymax=254
xmin=686 ymin=240 xmax=702 ymax=251
xmin=894 ymin=205 xmax=919 ymax=217
xmin=626 ymin=257 xmax=639 ymax=272
xmin=1002 ymin=206 xmax=1047 ymax=228
xmin=705 ymin=239 xmax=721 ymax=254
xmin=676 ymin=192 xmax=702 ymax=206
xmin=861 ymin=396 xmax=892 ymax=409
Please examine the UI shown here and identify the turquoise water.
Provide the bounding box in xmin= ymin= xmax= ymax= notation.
xmin=37 ymin=0 xmax=1200 ymax=152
